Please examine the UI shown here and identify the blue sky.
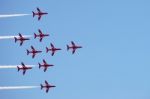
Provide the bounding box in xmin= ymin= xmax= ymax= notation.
xmin=0 ymin=0 xmax=150 ymax=99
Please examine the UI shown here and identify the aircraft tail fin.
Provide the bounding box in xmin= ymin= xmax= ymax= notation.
xmin=17 ymin=66 xmax=20 ymax=72
xmin=27 ymin=49 xmax=29 ymax=55
xmin=67 ymin=45 xmax=70 ymax=51
xmin=14 ymin=37 xmax=17 ymax=43
xmin=34 ymin=33 xmax=37 ymax=39
xmin=32 ymin=11 xmax=35 ymax=17
xmin=39 ymin=63 xmax=41 ymax=69
xmin=40 ymin=84 xmax=43 ymax=90
xmin=46 ymin=47 xmax=49 ymax=53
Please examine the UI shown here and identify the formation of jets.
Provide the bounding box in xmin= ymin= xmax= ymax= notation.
xmin=14 ymin=29 xmax=48 ymax=46
xmin=12 ymin=8 xmax=82 ymax=93
xmin=14 ymin=32 xmax=82 ymax=58
xmin=17 ymin=60 xmax=53 ymax=75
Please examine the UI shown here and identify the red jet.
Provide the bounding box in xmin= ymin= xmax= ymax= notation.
xmin=34 ymin=29 xmax=49 ymax=42
xmin=32 ymin=8 xmax=48 ymax=21
xmin=39 ymin=59 xmax=54 ymax=72
xmin=17 ymin=62 xmax=32 ymax=75
xmin=46 ymin=43 xmax=61 ymax=56
xmin=27 ymin=46 xmax=42 ymax=58
xmin=41 ymin=80 xmax=56 ymax=93
xmin=67 ymin=41 xmax=82 ymax=54
xmin=14 ymin=33 xmax=30 ymax=46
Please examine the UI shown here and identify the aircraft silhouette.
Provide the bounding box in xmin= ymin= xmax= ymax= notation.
xmin=14 ymin=33 xmax=30 ymax=46
xmin=17 ymin=62 xmax=32 ymax=75
xmin=34 ymin=29 xmax=49 ymax=42
xmin=67 ymin=41 xmax=82 ymax=54
xmin=27 ymin=46 xmax=42 ymax=58
xmin=46 ymin=43 xmax=61 ymax=56
xmin=39 ymin=59 xmax=54 ymax=72
xmin=32 ymin=7 xmax=48 ymax=20
xmin=41 ymin=80 xmax=56 ymax=93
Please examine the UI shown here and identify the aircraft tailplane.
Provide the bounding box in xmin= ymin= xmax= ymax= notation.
xmin=67 ymin=45 xmax=70 ymax=51
xmin=40 ymin=84 xmax=43 ymax=90
xmin=27 ymin=49 xmax=29 ymax=55
xmin=17 ymin=66 xmax=20 ymax=71
xmin=34 ymin=33 xmax=37 ymax=39
xmin=39 ymin=63 xmax=41 ymax=69
xmin=14 ymin=37 xmax=17 ymax=43
xmin=32 ymin=11 xmax=35 ymax=17
xmin=46 ymin=47 xmax=49 ymax=53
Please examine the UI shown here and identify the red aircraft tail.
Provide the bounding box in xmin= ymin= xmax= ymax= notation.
xmin=40 ymin=84 xmax=44 ymax=90
xmin=14 ymin=37 xmax=17 ymax=43
xmin=67 ymin=45 xmax=70 ymax=51
xmin=46 ymin=47 xmax=49 ymax=53
xmin=27 ymin=49 xmax=29 ymax=55
xmin=32 ymin=11 xmax=35 ymax=17
xmin=17 ymin=66 xmax=20 ymax=71
xmin=34 ymin=33 xmax=37 ymax=39
xmin=39 ymin=63 xmax=41 ymax=69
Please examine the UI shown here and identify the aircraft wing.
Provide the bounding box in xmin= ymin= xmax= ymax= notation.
xmin=38 ymin=16 xmax=41 ymax=21
xmin=37 ymin=7 xmax=41 ymax=13
xmin=23 ymin=70 xmax=26 ymax=75
xmin=39 ymin=37 xmax=43 ymax=42
xmin=45 ymin=80 xmax=49 ymax=85
xmin=31 ymin=46 xmax=35 ymax=51
xmin=72 ymin=49 xmax=76 ymax=54
xmin=38 ymin=29 xmax=42 ymax=34
xmin=19 ymin=33 xmax=22 ymax=38
xmin=44 ymin=67 xmax=47 ymax=72
xmin=20 ymin=41 xmax=23 ymax=46
xmin=71 ymin=41 xmax=75 ymax=46
xmin=43 ymin=59 xmax=46 ymax=64
xmin=32 ymin=53 xmax=35 ymax=58
xmin=46 ymin=88 xmax=49 ymax=93
xmin=51 ymin=51 xmax=55 ymax=56
xmin=21 ymin=62 xmax=25 ymax=67
xmin=50 ymin=43 xmax=54 ymax=48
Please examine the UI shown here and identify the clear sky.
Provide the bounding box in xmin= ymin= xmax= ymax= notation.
xmin=0 ymin=0 xmax=150 ymax=99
